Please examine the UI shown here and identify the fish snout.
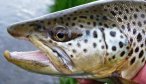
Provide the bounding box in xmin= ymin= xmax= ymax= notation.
xmin=7 ymin=23 xmax=33 ymax=38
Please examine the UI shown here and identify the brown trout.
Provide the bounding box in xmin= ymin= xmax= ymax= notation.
xmin=4 ymin=0 xmax=146 ymax=83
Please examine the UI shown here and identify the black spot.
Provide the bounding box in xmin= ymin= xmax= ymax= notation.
xmin=112 ymin=46 xmax=117 ymax=51
xmin=104 ymin=24 xmax=109 ymax=28
xmin=120 ymin=51 xmax=125 ymax=57
xmin=130 ymin=38 xmax=133 ymax=43
xmin=134 ymin=14 xmax=138 ymax=19
xmin=141 ymin=44 xmax=144 ymax=47
xmin=83 ymin=49 xmax=87 ymax=53
xmin=118 ymin=11 xmax=122 ymax=15
xmin=90 ymin=15 xmax=94 ymax=19
xmin=121 ymin=25 xmax=125 ymax=29
xmin=72 ymin=23 xmax=75 ymax=26
xmin=137 ymin=33 xmax=142 ymax=42
xmin=132 ymin=21 xmax=136 ymax=25
xmin=101 ymin=45 xmax=104 ymax=49
xmin=65 ymin=23 xmax=69 ymax=26
xmin=128 ymin=49 xmax=133 ymax=56
xmin=112 ymin=55 xmax=115 ymax=59
xmin=79 ymin=16 xmax=87 ymax=19
xmin=135 ymin=8 xmax=139 ymax=12
xmin=93 ymin=30 xmax=98 ymax=38
xmin=135 ymin=47 xmax=139 ymax=53
xmin=102 ymin=16 xmax=108 ymax=20
xmin=125 ymin=9 xmax=129 ymax=13
xmin=119 ymin=41 xmax=124 ymax=48
xmin=87 ymin=22 xmax=91 ymax=25
xmin=127 ymin=23 xmax=131 ymax=31
xmin=73 ymin=17 xmax=77 ymax=20
xmin=112 ymin=24 xmax=116 ymax=27
xmin=93 ymin=42 xmax=97 ymax=48
xmin=144 ymin=20 xmax=146 ymax=24
xmin=84 ymin=39 xmax=88 ymax=43
xmin=68 ymin=43 xmax=72 ymax=46
xmin=99 ymin=22 xmax=103 ymax=26
xmin=110 ymin=31 xmax=116 ymax=37
xmin=133 ymin=29 xmax=137 ymax=34
xmin=130 ymin=57 xmax=136 ymax=65
xmin=139 ymin=50 xmax=144 ymax=58
xmin=77 ymin=43 xmax=81 ymax=47
xmin=130 ymin=8 xmax=134 ymax=11
xmin=137 ymin=21 xmax=142 ymax=27
xmin=142 ymin=57 xmax=145 ymax=63
xmin=141 ymin=14 xmax=145 ymax=18
xmin=93 ymin=22 xmax=96 ymax=27
xmin=80 ymin=24 xmax=84 ymax=28
xmin=70 ymin=55 xmax=73 ymax=58
xmin=86 ymin=30 xmax=90 ymax=35
xmin=117 ymin=17 xmax=122 ymax=22
xmin=72 ymin=49 xmax=76 ymax=53
xmin=123 ymin=15 xmax=128 ymax=20
xmin=110 ymin=11 xmax=116 ymax=16
xmin=67 ymin=17 xmax=71 ymax=20
xmin=114 ymin=7 xmax=118 ymax=11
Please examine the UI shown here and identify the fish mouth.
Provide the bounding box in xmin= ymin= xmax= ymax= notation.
xmin=4 ymin=34 xmax=73 ymax=74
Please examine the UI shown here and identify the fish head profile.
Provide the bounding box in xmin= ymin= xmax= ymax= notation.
xmin=4 ymin=0 xmax=146 ymax=82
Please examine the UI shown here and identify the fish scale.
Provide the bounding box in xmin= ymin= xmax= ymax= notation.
xmin=3 ymin=0 xmax=146 ymax=83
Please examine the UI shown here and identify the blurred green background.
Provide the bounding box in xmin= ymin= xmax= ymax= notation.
xmin=50 ymin=0 xmax=96 ymax=84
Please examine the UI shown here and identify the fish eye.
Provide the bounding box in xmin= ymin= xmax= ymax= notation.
xmin=56 ymin=32 xmax=65 ymax=41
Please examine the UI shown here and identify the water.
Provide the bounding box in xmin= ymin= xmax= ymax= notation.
xmin=0 ymin=0 xmax=59 ymax=84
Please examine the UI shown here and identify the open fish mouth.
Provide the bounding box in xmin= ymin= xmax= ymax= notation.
xmin=4 ymin=31 xmax=73 ymax=74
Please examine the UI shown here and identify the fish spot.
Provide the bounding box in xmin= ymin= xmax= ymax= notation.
xmin=93 ymin=30 xmax=98 ymax=38
xmin=93 ymin=22 xmax=96 ymax=27
xmin=102 ymin=16 xmax=108 ymax=20
xmin=133 ymin=14 xmax=138 ymax=19
xmin=135 ymin=47 xmax=139 ymax=53
xmin=110 ymin=11 xmax=116 ymax=16
xmin=137 ymin=33 xmax=142 ymax=42
xmin=133 ymin=29 xmax=137 ymax=35
xmin=84 ymin=39 xmax=88 ymax=43
xmin=80 ymin=24 xmax=84 ymax=28
xmin=143 ymin=20 xmax=146 ymax=24
xmin=86 ymin=30 xmax=90 ymax=35
xmin=139 ymin=50 xmax=144 ymax=58
xmin=130 ymin=56 xmax=136 ymax=65
xmin=114 ymin=7 xmax=118 ymax=11
xmin=112 ymin=55 xmax=115 ymax=59
xmin=112 ymin=24 xmax=116 ymax=27
xmin=130 ymin=38 xmax=133 ymax=43
xmin=112 ymin=46 xmax=117 ymax=51
xmin=141 ymin=44 xmax=144 ymax=47
xmin=132 ymin=21 xmax=136 ymax=25
xmin=119 ymin=41 xmax=124 ymax=48
xmin=70 ymin=55 xmax=74 ymax=58
xmin=121 ymin=25 xmax=125 ymax=29
xmin=142 ymin=57 xmax=145 ymax=63
xmin=123 ymin=15 xmax=128 ymax=20
xmin=128 ymin=49 xmax=133 ymax=56
xmin=110 ymin=31 xmax=116 ymax=37
xmin=77 ymin=43 xmax=81 ymax=47
xmin=68 ymin=43 xmax=72 ymax=46
xmin=72 ymin=23 xmax=75 ymax=26
xmin=104 ymin=24 xmax=109 ymax=28
xmin=72 ymin=49 xmax=76 ymax=53
xmin=101 ymin=45 xmax=104 ymax=49
xmin=137 ymin=21 xmax=142 ymax=27
xmin=90 ymin=15 xmax=94 ymax=19
xmin=141 ymin=14 xmax=145 ymax=18
xmin=93 ymin=42 xmax=97 ymax=48
xmin=117 ymin=17 xmax=122 ymax=22
xmin=120 ymin=51 xmax=125 ymax=57
xmin=83 ymin=49 xmax=87 ymax=53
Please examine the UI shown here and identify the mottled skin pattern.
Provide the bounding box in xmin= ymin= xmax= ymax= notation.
xmin=4 ymin=0 xmax=146 ymax=82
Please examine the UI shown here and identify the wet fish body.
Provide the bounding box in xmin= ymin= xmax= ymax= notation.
xmin=4 ymin=0 xmax=146 ymax=83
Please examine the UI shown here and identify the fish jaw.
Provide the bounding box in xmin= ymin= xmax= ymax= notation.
xmin=3 ymin=50 xmax=60 ymax=75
